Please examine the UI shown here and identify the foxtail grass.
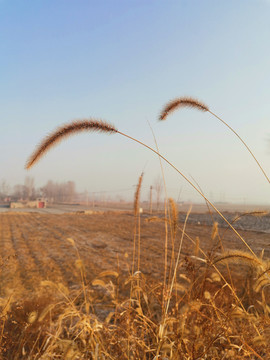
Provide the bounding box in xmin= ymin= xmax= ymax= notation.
xmin=12 ymin=94 xmax=270 ymax=358
xmin=24 ymin=117 xmax=267 ymax=356
xmin=133 ymin=172 xmax=143 ymax=273
xmin=159 ymin=97 xmax=209 ymax=119
xmin=25 ymin=119 xmax=117 ymax=170
xmin=159 ymin=96 xmax=270 ymax=185
xmin=212 ymin=250 xmax=264 ymax=268
xmin=25 ymin=117 xmax=258 ymax=259
xmin=133 ymin=172 xmax=143 ymax=218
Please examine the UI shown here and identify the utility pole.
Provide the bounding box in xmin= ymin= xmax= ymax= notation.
xmin=149 ymin=185 xmax=153 ymax=214
xmin=92 ymin=192 xmax=95 ymax=209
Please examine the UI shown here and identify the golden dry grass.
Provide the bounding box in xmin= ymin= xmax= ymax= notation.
xmin=0 ymin=212 xmax=270 ymax=359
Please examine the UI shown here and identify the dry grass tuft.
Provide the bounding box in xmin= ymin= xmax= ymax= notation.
xmin=1 ymin=221 xmax=270 ymax=359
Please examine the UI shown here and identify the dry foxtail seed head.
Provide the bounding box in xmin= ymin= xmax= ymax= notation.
xmin=159 ymin=97 xmax=209 ymax=120
xmin=134 ymin=172 xmax=144 ymax=216
xmin=169 ymin=198 xmax=178 ymax=237
xmin=25 ymin=119 xmax=118 ymax=169
xmin=212 ymin=251 xmax=264 ymax=268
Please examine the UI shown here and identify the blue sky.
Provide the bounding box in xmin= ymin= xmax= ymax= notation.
xmin=1 ymin=0 xmax=270 ymax=203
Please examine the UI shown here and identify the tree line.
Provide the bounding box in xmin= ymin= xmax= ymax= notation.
xmin=0 ymin=177 xmax=77 ymax=203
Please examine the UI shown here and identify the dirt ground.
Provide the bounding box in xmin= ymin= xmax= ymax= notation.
xmin=0 ymin=211 xmax=269 ymax=300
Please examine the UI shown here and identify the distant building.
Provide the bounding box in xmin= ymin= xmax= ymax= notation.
xmin=37 ymin=198 xmax=46 ymax=208
xmin=10 ymin=198 xmax=47 ymax=209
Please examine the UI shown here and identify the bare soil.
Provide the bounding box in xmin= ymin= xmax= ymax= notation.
xmin=0 ymin=211 xmax=269 ymax=299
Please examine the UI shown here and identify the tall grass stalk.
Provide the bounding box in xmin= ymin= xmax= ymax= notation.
xmin=133 ymin=172 xmax=143 ymax=272
xmin=156 ymin=207 xmax=191 ymax=357
xmin=175 ymin=221 xmax=262 ymax=330
xmin=147 ymin=121 xmax=171 ymax=308
xmin=190 ymin=174 xmax=235 ymax=288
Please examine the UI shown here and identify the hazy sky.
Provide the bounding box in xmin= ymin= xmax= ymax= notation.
xmin=1 ymin=0 xmax=270 ymax=204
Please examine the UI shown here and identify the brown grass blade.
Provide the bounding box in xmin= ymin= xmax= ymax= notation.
xmin=159 ymin=97 xmax=209 ymax=120
xmin=25 ymin=119 xmax=117 ymax=169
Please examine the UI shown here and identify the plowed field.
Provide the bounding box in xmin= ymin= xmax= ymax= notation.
xmin=1 ymin=211 xmax=269 ymax=298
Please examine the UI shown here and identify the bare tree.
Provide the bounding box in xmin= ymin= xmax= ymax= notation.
xmin=41 ymin=180 xmax=77 ymax=203
xmin=0 ymin=179 xmax=10 ymax=199
xmin=41 ymin=180 xmax=55 ymax=202
xmin=66 ymin=181 xmax=76 ymax=203
xmin=24 ymin=176 xmax=35 ymax=200
xmin=13 ymin=184 xmax=24 ymax=200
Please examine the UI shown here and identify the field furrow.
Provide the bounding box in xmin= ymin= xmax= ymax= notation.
xmin=0 ymin=215 xmax=24 ymax=297
xmin=1 ymin=212 xmax=269 ymax=299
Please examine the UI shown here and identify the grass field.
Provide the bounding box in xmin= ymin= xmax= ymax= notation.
xmin=0 ymin=210 xmax=270 ymax=359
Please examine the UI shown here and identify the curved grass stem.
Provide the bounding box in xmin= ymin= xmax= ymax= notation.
xmin=208 ymin=110 xmax=270 ymax=185
xmin=117 ymin=130 xmax=256 ymax=257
